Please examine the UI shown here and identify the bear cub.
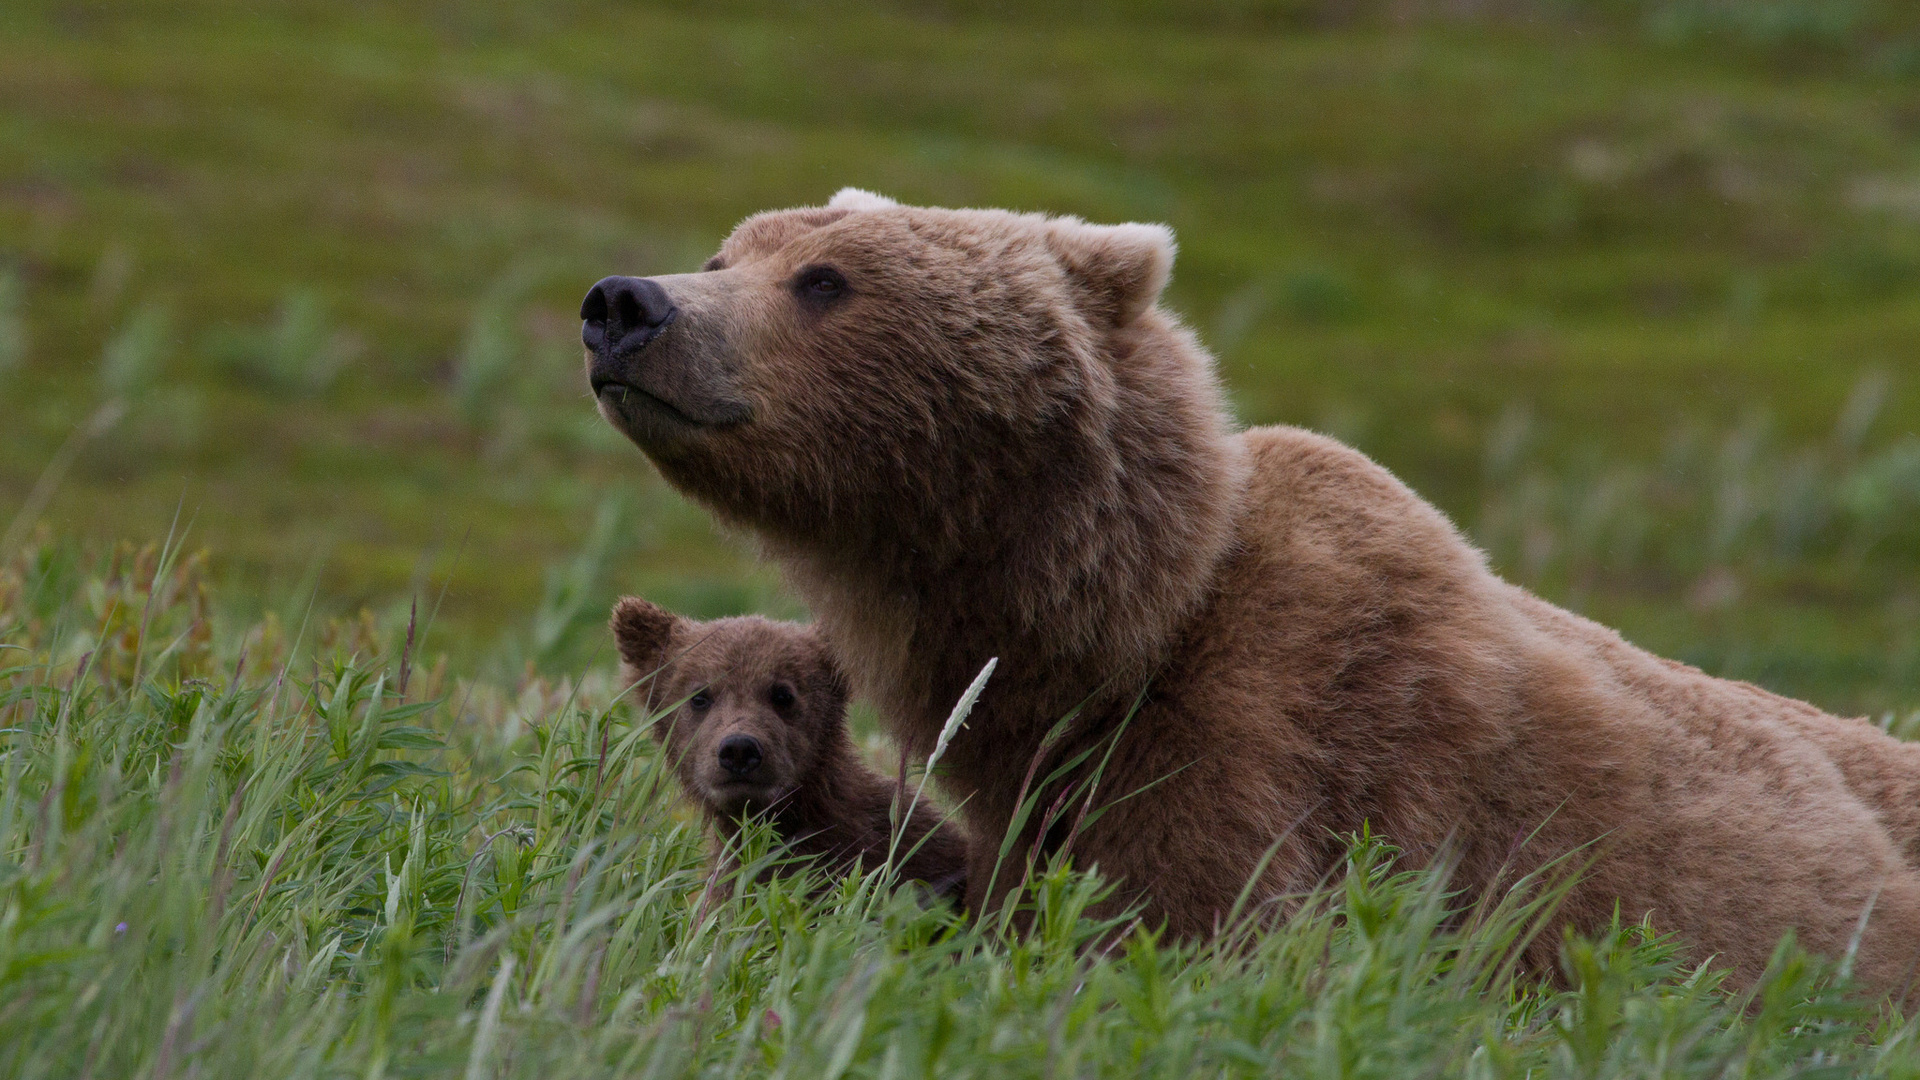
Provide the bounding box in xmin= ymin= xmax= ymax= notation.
xmin=611 ymin=596 xmax=967 ymax=899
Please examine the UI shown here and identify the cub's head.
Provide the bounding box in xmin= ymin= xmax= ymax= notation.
xmin=611 ymin=596 xmax=850 ymax=817
xmin=580 ymin=189 xmax=1180 ymax=544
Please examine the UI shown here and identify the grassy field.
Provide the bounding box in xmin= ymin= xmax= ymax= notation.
xmin=3 ymin=4 xmax=1920 ymax=1071
xmin=2 ymin=0 xmax=1919 ymax=709
xmin=7 ymin=535 xmax=1920 ymax=1078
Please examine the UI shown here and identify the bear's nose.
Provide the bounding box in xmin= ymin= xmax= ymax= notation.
xmin=581 ymin=276 xmax=677 ymax=356
xmin=717 ymin=734 xmax=763 ymax=777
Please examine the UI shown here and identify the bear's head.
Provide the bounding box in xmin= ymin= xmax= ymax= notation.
xmin=611 ymin=596 xmax=851 ymax=817
xmin=580 ymin=189 xmax=1185 ymax=557
xmin=589 ymin=193 xmax=1247 ymax=734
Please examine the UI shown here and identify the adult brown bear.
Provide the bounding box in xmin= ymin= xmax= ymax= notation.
xmin=582 ymin=188 xmax=1920 ymax=992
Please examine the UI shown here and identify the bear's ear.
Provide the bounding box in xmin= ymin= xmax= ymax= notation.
xmin=826 ymin=187 xmax=900 ymax=212
xmin=610 ymin=596 xmax=680 ymax=678
xmin=1044 ymin=219 xmax=1176 ymax=327
xmin=798 ymin=626 xmax=851 ymax=710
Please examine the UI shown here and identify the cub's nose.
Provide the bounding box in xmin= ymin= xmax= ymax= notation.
xmin=716 ymin=734 xmax=764 ymax=777
xmin=581 ymin=276 xmax=677 ymax=355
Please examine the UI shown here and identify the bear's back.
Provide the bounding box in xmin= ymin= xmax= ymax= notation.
xmin=1139 ymin=425 xmax=1920 ymax=983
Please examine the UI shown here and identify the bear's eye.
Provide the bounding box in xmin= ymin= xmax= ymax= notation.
xmin=688 ymin=689 xmax=713 ymax=713
xmin=793 ymin=266 xmax=847 ymax=304
xmin=701 ymin=256 xmax=726 ymax=272
xmin=768 ymin=683 xmax=796 ymax=711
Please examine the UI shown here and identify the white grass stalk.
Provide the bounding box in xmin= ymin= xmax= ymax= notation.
xmin=889 ymin=658 xmax=996 ymax=866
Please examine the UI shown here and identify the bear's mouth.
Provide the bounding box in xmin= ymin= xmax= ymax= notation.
xmin=703 ymin=777 xmax=790 ymax=814
xmin=593 ymin=379 xmax=704 ymax=428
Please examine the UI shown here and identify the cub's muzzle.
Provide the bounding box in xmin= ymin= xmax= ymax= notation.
xmin=717 ymin=733 xmax=765 ymax=779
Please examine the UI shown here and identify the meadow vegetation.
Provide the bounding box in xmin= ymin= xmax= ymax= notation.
xmin=6 ymin=535 xmax=1920 ymax=1078
xmin=2 ymin=0 xmax=1919 ymax=705
xmin=5 ymin=0 xmax=1920 ymax=1073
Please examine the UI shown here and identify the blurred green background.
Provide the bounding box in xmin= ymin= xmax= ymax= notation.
xmin=3 ymin=0 xmax=1919 ymax=709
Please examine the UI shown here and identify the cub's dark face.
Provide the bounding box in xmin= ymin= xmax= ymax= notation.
xmin=611 ymin=597 xmax=849 ymax=817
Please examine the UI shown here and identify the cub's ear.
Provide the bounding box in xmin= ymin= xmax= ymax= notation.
xmin=826 ymin=187 xmax=900 ymax=212
xmin=799 ymin=626 xmax=851 ymax=709
xmin=1044 ymin=218 xmax=1176 ymax=327
xmin=610 ymin=596 xmax=679 ymax=678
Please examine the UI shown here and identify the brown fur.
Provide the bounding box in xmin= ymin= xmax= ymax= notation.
xmin=587 ymin=189 xmax=1920 ymax=994
xmin=611 ymin=596 xmax=967 ymax=897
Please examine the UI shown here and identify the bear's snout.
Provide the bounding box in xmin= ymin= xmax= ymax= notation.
xmin=581 ymin=276 xmax=677 ymax=365
xmin=582 ymin=273 xmax=753 ymax=440
xmin=716 ymin=733 xmax=764 ymax=778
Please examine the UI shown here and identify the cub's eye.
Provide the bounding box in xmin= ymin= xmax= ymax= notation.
xmin=688 ymin=690 xmax=713 ymax=713
xmin=768 ymin=684 xmax=796 ymax=710
xmin=701 ymin=256 xmax=726 ymax=272
xmin=793 ymin=266 xmax=847 ymax=303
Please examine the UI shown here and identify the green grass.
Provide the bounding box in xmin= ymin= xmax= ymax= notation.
xmin=3 ymin=0 xmax=1920 ymax=708
xmin=6 ymin=3 xmax=1920 ymax=1074
xmin=5 ymin=4 xmax=1920 ymax=1073
xmin=8 ymin=534 xmax=1920 ymax=1078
